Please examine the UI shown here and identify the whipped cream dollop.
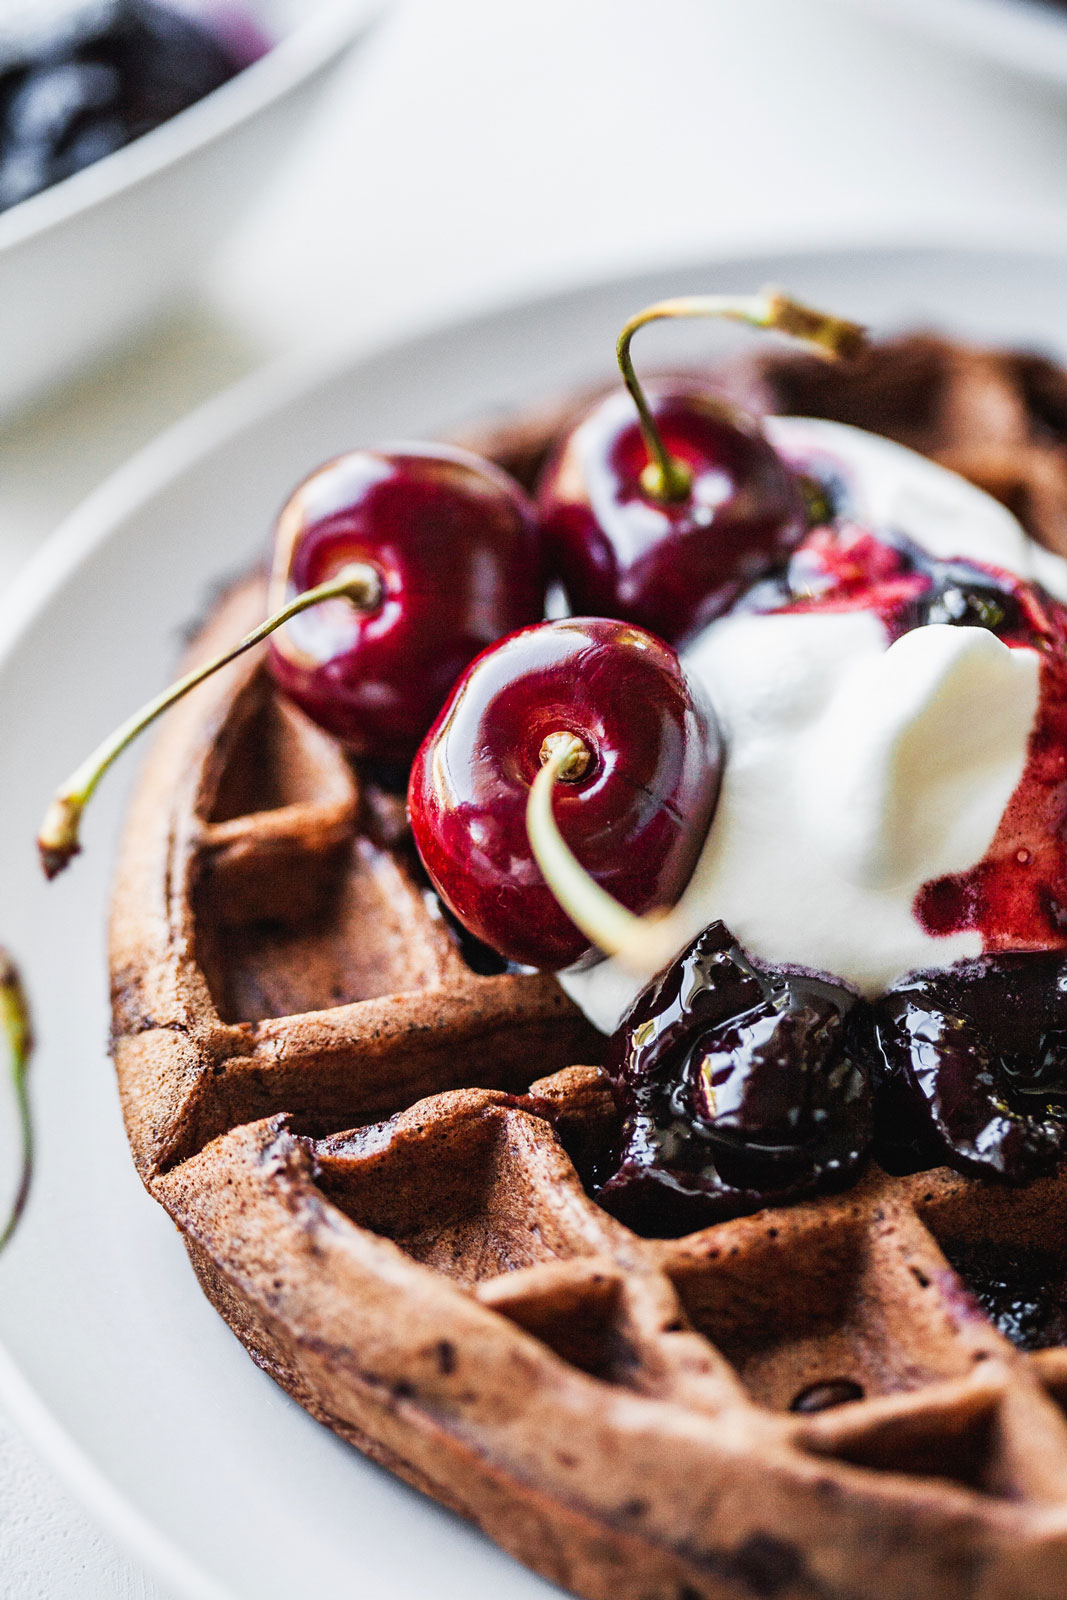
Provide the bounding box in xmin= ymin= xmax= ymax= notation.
xmin=562 ymin=417 xmax=1067 ymax=1035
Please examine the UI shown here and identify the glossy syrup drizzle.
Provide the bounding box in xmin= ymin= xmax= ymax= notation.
xmin=756 ymin=522 xmax=1067 ymax=957
xmin=916 ymin=634 xmax=1067 ymax=950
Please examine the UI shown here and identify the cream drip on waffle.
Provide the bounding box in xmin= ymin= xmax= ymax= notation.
xmin=561 ymin=418 xmax=1067 ymax=1036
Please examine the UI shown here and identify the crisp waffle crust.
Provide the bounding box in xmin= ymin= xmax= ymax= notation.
xmin=112 ymin=337 xmax=1067 ymax=1600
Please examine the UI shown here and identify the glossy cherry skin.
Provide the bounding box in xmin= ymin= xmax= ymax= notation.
xmin=598 ymin=923 xmax=873 ymax=1233
xmin=869 ymin=955 xmax=1067 ymax=1183
xmin=267 ymin=444 xmax=545 ymax=762
xmin=408 ymin=617 xmax=723 ymax=971
xmin=537 ymin=382 xmax=807 ymax=648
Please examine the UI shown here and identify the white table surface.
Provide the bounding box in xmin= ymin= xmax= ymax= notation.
xmin=6 ymin=0 xmax=1067 ymax=1592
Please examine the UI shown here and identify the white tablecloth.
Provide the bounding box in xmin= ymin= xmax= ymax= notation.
xmin=5 ymin=0 xmax=1067 ymax=1591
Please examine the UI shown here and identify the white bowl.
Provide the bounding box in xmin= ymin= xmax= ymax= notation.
xmin=0 ymin=0 xmax=385 ymax=418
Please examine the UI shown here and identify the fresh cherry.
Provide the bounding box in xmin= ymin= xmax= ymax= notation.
xmin=539 ymin=381 xmax=807 ymax=647
xmin=596 ymin=923 xmax=873 ymax=1233
xmin=38 ymin=443 xmax=544 ymax=877
xmin=537 ymin=290 xmax=866 ymax=648
xmin=266 ymin=444 xmax=544 ymax=761
xmin=408 ymin=618 xmax=722 ymax=971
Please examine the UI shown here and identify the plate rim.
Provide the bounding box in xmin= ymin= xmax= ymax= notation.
xmin=7 ymin=235 xmax=1067 ymax=1597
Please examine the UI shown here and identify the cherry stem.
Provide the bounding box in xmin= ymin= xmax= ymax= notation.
xmin=538 ymin=730 xmax=592 ymax=779
xmin=0 ymin=950 xmax=33 ymax=1257
xmin=616 ymin=286 xmax=868 ymax=503
xmin=37 ymin=562 xmax=383 ymax=880
xmin=526 ymin=734 xmax=688 ymax=978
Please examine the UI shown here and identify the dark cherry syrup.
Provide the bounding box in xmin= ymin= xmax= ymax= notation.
xmin=597 ymin=924 xmax=872 ymax=1234
xmin=938 ymin=1239 xmax=1067 ymax=1351
xmin=870 ymin=954 xmax=1067 ymax=1180
xmin=749 ymin=518 xmax=1067 ymax=959
xmin=0 ymin=1 xmax=264 ymax=214
xmin=915 ymin=596 xmax=1067 ymax=951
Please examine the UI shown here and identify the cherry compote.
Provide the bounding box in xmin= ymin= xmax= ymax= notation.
xmin=870 ymin=954 xmax=1067 ymax=1182
xmin=597 ymin=923 xmax=873 ymax=1233
xmin=0 ymin=0 xmax=263 ymax=213
xmin=742 ymin=522 xmax=1033 ymax=643
xmin=748 ymin=520 xmax=1067 ymax=958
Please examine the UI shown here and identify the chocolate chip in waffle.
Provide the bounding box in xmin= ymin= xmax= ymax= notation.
xmin=111 ymin=339 xmax=1067 ymax=1600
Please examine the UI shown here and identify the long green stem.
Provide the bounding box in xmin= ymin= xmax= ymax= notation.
xmin=38 ymin=562 xmax=382 ymax=879
xmin=0 ymin=951 xmax=33 ymax=1257
xmin=526 ymin=737 xmax=689 ymax=979
xmin=616 ymin=286 xmax=868 ymax=502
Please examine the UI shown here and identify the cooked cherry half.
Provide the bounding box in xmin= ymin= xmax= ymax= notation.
xmin=870 ymin=955 xmax=1067 ymax=1182
xmin=597 ymin=924 xmax=874 ymax=1234
xmin=408 ymin=618 xmax=722 ymax=971
xmin=268 ymin=444 xmax=545 ymax=762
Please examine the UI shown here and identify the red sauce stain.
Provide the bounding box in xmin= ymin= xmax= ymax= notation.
xmin=771 ymin=523 xmax=1067 ymax=955
xmin=915 ymin=634 xmax=1067 ymax=951
xmin=776 ymin=524 xmax=929 ymax=636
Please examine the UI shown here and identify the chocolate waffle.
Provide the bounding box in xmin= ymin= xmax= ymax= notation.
xmin=112 ymin=334 xmax=1067 ymax=1600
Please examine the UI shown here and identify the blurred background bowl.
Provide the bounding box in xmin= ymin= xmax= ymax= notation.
xmin=0 ymin=0 xmax=385 ymax=420
xmin=835 ymin=0 xmax=1067 ymax=86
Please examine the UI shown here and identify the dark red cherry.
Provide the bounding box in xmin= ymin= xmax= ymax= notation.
xmin=537 ymin=381 xmax=807 ymax=647
xmin=408 ymin=618 xmax=722 ymax=971
xmin=535 ymin=288 xmax=865 ymax=648
xmin=38 ymin=443 xmax=544 ymax=878
xmin=267 ymin=444 xmax=545 ymax=762
xmin=598 ymin=923 xmax=873 ymax=1233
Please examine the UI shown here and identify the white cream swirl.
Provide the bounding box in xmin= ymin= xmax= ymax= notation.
xmin=561 ymin=418 xmax=1067 ymax=1035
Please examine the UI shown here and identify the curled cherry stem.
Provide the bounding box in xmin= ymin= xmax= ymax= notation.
xmin=616 ymin=286 xmax=868 ymax=503
xmin=0 ymin=950 xmax=33 ymax=1257
xmin=38 ymin=562 xmax=383 ymax=880
xmin=526 ymin=734 xmax=687 ymax=977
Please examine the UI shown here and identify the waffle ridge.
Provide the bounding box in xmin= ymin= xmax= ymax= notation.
xmin=111 ymin=335 xmax=1067 ymax=1600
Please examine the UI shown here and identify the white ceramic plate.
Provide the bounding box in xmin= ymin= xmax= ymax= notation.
xmin=836 ymin=0 xmax=1067 ymax=86
xmin=0 ymin=0 xmax=385 ymax=418
xmin=4 ymin=245 xmax=1067 ymax=1600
